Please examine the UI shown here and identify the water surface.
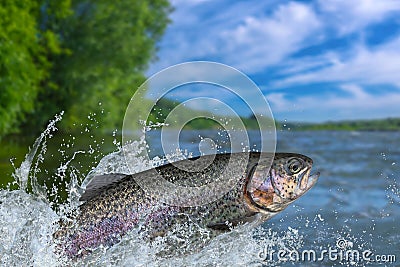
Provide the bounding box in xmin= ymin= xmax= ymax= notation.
xmin=0 ymin=128 xmax=398 ymax=266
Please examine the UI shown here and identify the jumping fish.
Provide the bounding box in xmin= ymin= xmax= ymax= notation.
xmin=54 ymin=152 xmax=319 ymax=259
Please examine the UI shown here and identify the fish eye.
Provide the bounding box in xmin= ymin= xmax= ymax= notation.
xmin=288 ymin=158 xmax=302 ymax=174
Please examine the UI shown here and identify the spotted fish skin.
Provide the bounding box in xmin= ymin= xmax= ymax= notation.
xmin=54 ymin=152 xmax=319 ymax=258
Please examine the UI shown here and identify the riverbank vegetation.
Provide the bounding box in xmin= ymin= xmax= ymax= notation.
xmin=0 ymin=0 xmax=172 ymax=139
xmin=277 ymin=118 xmax=400 ymax=131
xmin=148 ymin=99 xmax=400 ymax=131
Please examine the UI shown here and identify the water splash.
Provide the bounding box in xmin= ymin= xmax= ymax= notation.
xmin=12 ymin=112 xmax=63 ymax=195
xmin=2 ymin=117 xmax=395 ymax=266
xmin=0 ymin=190 xmax=59 ymax=266
xmin=0 ymin=116 xmax=290 ymax=266
xmin=1 ymin=114 xmax=65 ymax=266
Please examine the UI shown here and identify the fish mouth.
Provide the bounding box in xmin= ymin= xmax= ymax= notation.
xmin=293 ymin=171 xmax=320 ymax=199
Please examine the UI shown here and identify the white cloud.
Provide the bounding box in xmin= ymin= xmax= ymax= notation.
xmin=274 ymin=36 xmax=400 ymax=87
xmin=221 ymin=2 xmax=322 ymax=72
xmin=318 ymin=0 xmax=400 ymax=34
xmin=275 ymin=53 xmax=337 ymax=76
xmin=148 ymin=1 xmax=322 ymax=75
xmin=150 ymin=0 xmax=400 ymax=76
xmin=147 ymin=1 xmax=400 ymax=121
xmin=170 ymin=0 xmax=210 ymax=4
xmin=340 ymin=84 xmax=368 ymax=99
xmin=267 ymin=93 xmax=288 ymax=112
xmin=267 ymin=84 xmax=400 ymax=121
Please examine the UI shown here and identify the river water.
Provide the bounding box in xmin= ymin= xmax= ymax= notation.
xmin=0 ymin=121 xmax=399 ymax=266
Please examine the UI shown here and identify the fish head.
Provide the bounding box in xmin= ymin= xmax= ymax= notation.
xmin=245 ymin=153 xmax=320 ymax=214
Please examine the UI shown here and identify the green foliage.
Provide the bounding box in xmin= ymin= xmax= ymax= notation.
xmin=147 ymin=98 xmax=268 ymax=130
xmin=279 ymin=118 xmax=400 ymax=131
xmin=36 ymin=0 xmax=171 ymax=131
xmin=0 ymin=0 xmax=68 ymax=137
xmin=148 ymin=99 xmax=400 ymax=131
xmin=0 ymin=0 xmax=172 ymax=138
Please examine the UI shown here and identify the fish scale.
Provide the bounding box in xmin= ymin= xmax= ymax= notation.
xmin=54 ymin=152 xmax=319 ymax=259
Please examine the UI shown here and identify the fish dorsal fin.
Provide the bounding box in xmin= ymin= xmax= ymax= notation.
xmin=206 ymin=212 xmax=259 ymax=231
xmin=79 ymin=173 xmax=128 ymax=201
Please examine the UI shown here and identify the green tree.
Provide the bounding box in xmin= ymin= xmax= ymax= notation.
xmin=0 ymin=0 xmax=71 ymax=138
xmin=29 ymin=0 xmax=172 ymax=132
xmin=0 ymin=0 xmax=171 ymax=138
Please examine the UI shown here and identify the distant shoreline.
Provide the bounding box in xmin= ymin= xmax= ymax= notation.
xmin=275 ymin=118 xmax=400 ymax=131
xmin=4 ymin=117 xmax=399 ymax=142
xmin=151 ymin=116 xmax=400 ymax=131
xmin=147 ymin=99 xmax=400 ymax=131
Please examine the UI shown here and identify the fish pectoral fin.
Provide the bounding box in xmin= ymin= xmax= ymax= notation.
xmin=206 ymin=213 xmax=259 ymax=231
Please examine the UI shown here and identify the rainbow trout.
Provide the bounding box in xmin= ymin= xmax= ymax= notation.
xmin=54 ymin=152 xmax=319 ymax=258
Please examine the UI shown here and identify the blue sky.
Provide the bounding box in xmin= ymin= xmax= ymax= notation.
xmin=147 ymin=0 xmax=400 ymax=122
